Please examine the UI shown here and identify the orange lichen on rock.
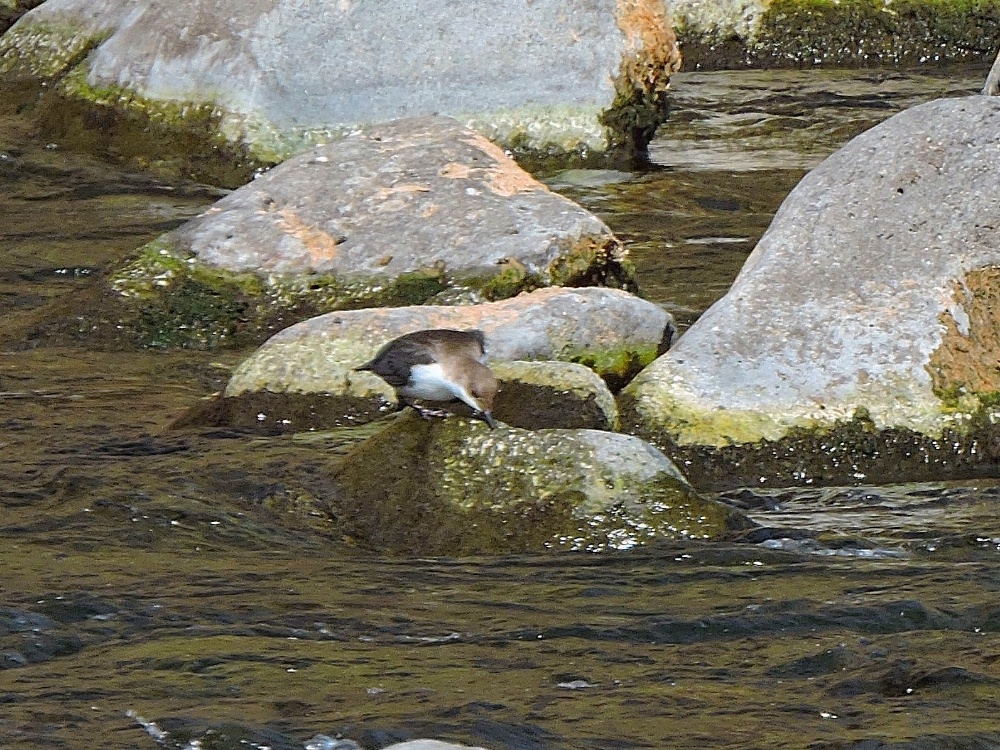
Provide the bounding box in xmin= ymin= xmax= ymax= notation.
xmin=274 ymin=208 xmax=342 ymax=266
xmin=927 ymin=266 xmax=1000 ymax=397
xmin=463 ymin=134 xmax=549 ymax=197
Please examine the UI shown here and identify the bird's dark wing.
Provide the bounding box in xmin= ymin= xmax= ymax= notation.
xmin=355 ymin=335 xmax=437 ymax=387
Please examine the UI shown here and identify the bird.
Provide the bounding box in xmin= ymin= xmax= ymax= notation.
xmin=355 ymin=328 xmax=498 ymax=428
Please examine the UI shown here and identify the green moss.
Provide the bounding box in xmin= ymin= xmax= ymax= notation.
xmin=572 ymin=345 xmax=657 ymax=391
xmin=109 ymin=241 xmax=478 ymax=348
xmin=0 ymin=18 xmax=105 ymax=77
xmin=599 ymin=84 xmax=672 ymax=156
xmin=37 ymin=66 xmax=266 ymax=188
xmin=470 ymin=261 xmax=545 ymax=301
xmin=751 ymin=0 xmax=1000 ymax=67
xmin=330 ymin=413 xmax=740 ymax=555
xmin=677 ymin=0 xmax=1000 ymax=68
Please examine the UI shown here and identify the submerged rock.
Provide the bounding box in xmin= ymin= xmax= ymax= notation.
xmin=330 ymin=411 xmax=748 ymax=555
xmin=622 ymin=95 xmax=1000 ymax=487
xmin=0 ymin=0 xmax=680 ymax=176
xmin=109 ymin=116 xmax=633 ymax=345
xmin=226 ymin=286 xmax=673 ymax=396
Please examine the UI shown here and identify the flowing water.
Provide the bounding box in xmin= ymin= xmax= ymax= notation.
xmin=3 ymin=66 xmax=1000 ymax=750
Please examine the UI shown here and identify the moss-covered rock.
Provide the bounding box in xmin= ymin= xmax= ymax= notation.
xmin=674 ymin=0 xmax=1000 ymax=69
xmin=330 ymin=412 xmax=750 ymax=555
xmin=224 ymin=287 xmax=674 ymax=398
xmin=621 ymin=96 xmax=1000 ymax=488
xmin=0 ymin=0 xmax=680 ymax=173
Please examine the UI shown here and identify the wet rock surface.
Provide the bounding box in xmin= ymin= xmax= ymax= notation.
xmin=226 ymin=286 xmax=674 ymax=398
xmin=181 ymin=359 xmax=620 ymax=433
xmin=671 ymin=0 xmax=1000 ymax=69
xmin=110 ymin=116 xmax=632 ymax=337
xmin=0 ymin=0 xmax=680 ymax=166
xmin=623 ymin=95 xmax=1000 ymax=485
xmin=491 ymin=360 xmax=620 ymax=431
xmin=330 ymin=411 xmax=746 ymax=555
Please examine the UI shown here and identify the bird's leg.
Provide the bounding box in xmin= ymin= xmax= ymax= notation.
xmin=400 ymin=398 xmax=452 ymax=420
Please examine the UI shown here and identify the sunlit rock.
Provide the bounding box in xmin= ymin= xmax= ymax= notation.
xmin=622 ymin=95 xmax=1000 ymax=487
xmin=226 ymin=286 xmax=674 ymax=397
xmin=107 ymin=116 xmax=635 ymax=345
xmin=330 ymin=411 xmax=749 ymax=555
xmin=175 ymin=358 xmax=623 ymax=433
xmin=0 ymin=0 xmax=680 ymax=175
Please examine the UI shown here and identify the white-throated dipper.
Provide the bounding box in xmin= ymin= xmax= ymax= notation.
xmin=356 ymin=329 xmax=498 ymax=428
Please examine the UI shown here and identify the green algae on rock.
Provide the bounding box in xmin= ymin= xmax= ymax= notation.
xmin=1 ymin=0 xmax=680 ymax=168
xmin=621 ymin=96 xmax=1000 ymax=487
xmin=331 ymin=411 xmax=749 ymax=555
xmin=675 ymin=0 xmax=1000 ymax=69
xmin=223 ymin=287 xmax=673 ymax=400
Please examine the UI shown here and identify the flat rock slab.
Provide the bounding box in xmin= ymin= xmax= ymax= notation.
xmin=1 ymin=0 xmax=680 ymax=160
xmin=622 ymin=95 xmax=1000 ymax=485
xmin=331 ymin=411 xmax=750 ymax=555
xmin=113 ymin=116 xmax=631 ymax=315
xmin=226 ymin=286 xmax=675 ymax=398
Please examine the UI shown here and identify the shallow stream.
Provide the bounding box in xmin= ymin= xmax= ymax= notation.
xmin=3 ymin=66 xmax=1000 ymax=749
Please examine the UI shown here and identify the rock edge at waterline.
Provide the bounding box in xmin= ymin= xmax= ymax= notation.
xmin=0 ymin=0 xmax=681 ymax=178
xmin=622 ymin=95 xmax=1000 ymax=487
xmin=330 ymin=411 xmax=751 ymax=556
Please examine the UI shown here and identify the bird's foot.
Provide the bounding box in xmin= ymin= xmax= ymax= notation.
xmin=411 ymin=405 xmax=452 ymax=421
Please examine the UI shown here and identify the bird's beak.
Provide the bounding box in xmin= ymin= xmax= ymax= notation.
xmin=478 ymin=411 xmax=496 ymax=429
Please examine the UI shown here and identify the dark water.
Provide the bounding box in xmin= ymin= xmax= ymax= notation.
xmin=3 ymin=66 xmax=1000 ymax=750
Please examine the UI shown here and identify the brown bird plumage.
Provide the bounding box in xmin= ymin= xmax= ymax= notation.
xmin=356 ymin=329 xmax=498 ymax=428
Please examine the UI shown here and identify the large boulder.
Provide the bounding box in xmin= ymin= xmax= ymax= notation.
xmin=110 ymin=116 xmax=634 ymax=347
xmin=622 ymin=95 xmax=1000 ymax=487
xmin=329 ymin=411 xmax=750 ymax=555
xmin=226 ymin=286 xmax=675 ymax=398
xmin=0 ymin=0 xmax=681 ymax=180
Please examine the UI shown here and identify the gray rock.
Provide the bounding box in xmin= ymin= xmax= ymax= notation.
xmin=1 ymin=0 xmax=681 ymax=160
xmin=984 ymin=49 xmax=1000 ymax=95
xmin=226 ymin=286 xmax=675 ymax=398
xmin=622 ymin=96 xmax=1000 ymax=460
xmin=174 ymin=359 xmax=619 ymax=433
xmin=331 ymin=411 xmax=749 ymax=555
xmin=111 ymin=116 xmax=632 ymax=316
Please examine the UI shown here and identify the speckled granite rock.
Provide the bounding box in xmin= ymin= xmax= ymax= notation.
xmin=110 ymin=116 xmax=633 ymax=333
xmin=0 ymin=0 xmax=680 ymax=169
xmin=330 ymin=411 xmax=749 ymax=555
xmin=622 ymin=96 xmax=1000 ymax=487
xmin=226 ymin=286 xmax=674 ymax=398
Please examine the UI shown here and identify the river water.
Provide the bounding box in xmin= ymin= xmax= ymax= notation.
xmin=3 ymin=66 xmax=1000 ymax=750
